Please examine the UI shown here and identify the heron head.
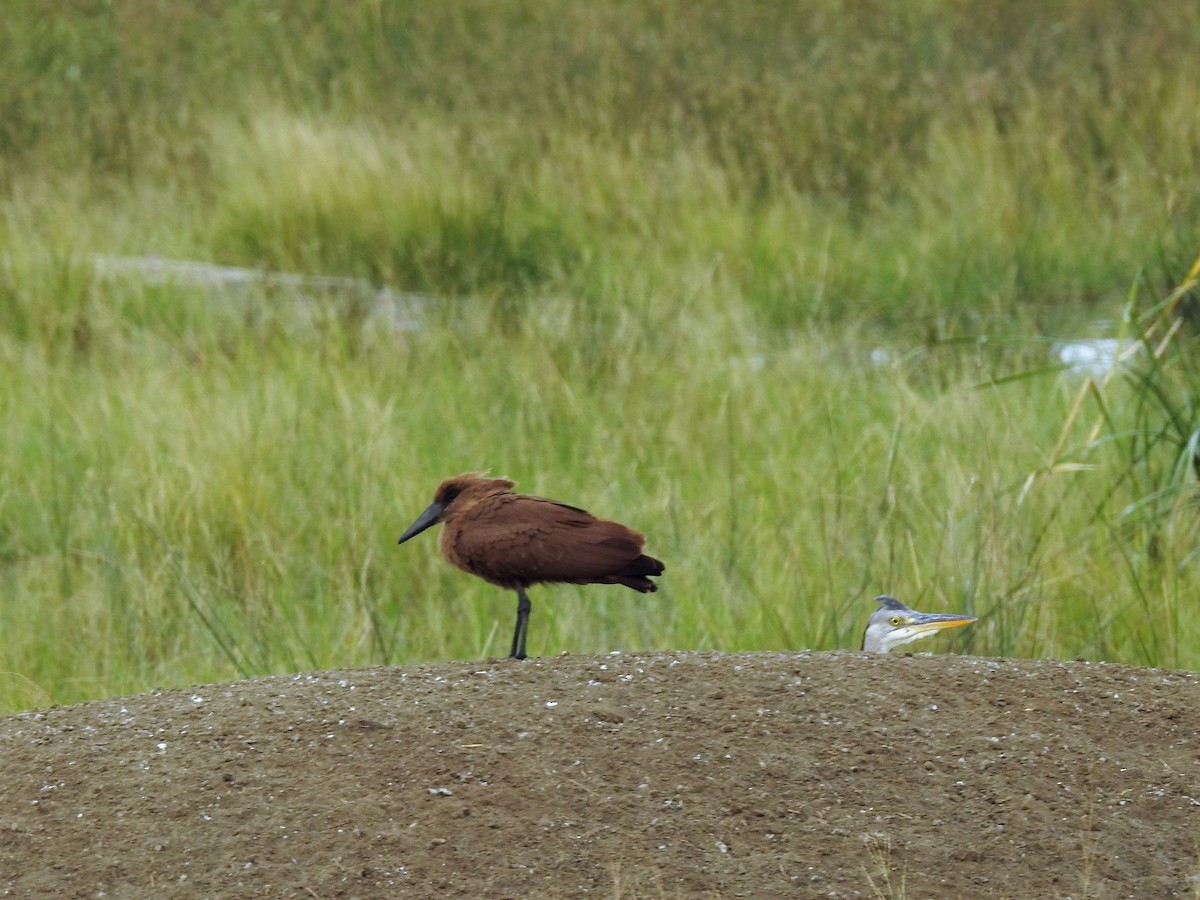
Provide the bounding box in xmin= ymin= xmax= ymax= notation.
xmin=861 ymin=595 xmax=977 ymax=653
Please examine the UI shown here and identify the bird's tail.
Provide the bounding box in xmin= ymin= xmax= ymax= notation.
xmin=609 ymin=554 xmax=665 ymax=592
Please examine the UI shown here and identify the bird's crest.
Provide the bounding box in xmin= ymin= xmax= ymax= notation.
xmin=875 ymin=595 xmax=909 ymax=612
xmin=433 ymin=472 xmax=515 ymax=506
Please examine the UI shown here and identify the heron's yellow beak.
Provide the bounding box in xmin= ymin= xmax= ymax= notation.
xmin=906 ymin=613 xmax=977 ymax=636
xmin=881 ymin=611 xmax=978 ymax=652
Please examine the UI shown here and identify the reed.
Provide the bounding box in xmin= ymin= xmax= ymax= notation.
xmin=1 ymin=0 xmax=1199 ymax=711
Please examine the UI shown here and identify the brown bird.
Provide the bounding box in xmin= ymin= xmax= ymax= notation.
xmin=397 ymin=473 xmax=665 ymax=659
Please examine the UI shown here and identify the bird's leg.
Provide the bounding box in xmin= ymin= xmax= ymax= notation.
xmin=509 ymin=587 xmax=531 ymax=659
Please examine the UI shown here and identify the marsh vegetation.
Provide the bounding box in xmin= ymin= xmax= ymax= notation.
xmin=2 ymin=1 xmax=1199 ymax=711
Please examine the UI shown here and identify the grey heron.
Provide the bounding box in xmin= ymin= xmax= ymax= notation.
xmin=862 ymin=595 xmax=977 ymax=653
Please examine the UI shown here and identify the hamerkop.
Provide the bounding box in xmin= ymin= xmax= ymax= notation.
xmin=397 ymin=473 xmax=664 ymax=659
xmin=861 ymin=595 xmax=977 ymax=653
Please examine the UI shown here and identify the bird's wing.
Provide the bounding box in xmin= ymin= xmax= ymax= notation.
xmin=451 ymin=496 xmax=645 ymax=584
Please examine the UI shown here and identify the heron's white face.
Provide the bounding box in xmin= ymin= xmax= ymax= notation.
xmin=875 ymin=617 xmax=961 ymax=652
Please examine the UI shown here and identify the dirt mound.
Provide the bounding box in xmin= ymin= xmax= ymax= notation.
xmin=1 ymin=651 xmax=1197 ymax=898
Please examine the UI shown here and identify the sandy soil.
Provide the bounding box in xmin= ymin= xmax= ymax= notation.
xmin=1 ymin=650 xmax=1198 ymax=898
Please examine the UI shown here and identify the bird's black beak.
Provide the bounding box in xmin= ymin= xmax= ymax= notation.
xmin=398 ymin=501 xmax=445 ymax=544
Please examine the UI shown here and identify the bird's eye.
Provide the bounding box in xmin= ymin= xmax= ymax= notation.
xmin=889 ymin=616 xmax=902 ymax=626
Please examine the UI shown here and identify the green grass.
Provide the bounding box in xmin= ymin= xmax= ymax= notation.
xmin=1 ymin=0 xmax=1200 ymax=712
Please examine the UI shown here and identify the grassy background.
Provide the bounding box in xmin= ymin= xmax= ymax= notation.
xmin=2 ymin=0 xmax=1200 ymax=711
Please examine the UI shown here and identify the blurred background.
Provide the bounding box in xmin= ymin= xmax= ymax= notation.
xmin=2 ymin=0 xmax=1199 ymax=712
